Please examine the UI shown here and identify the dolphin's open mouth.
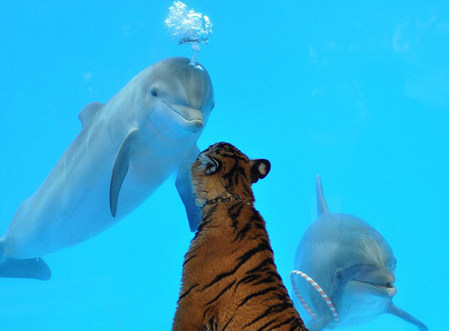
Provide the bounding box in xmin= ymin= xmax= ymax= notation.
xmin=160 ymin=100 xmax=203 ymax=131
xmin=354 ymin=280 xmax=397 ymax=297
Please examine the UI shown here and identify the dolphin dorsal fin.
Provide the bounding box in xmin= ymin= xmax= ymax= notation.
xmin=78 ymin=102 xmax=104 ymax=128
xmin=316 ymin=175 xmax=329 ymax=216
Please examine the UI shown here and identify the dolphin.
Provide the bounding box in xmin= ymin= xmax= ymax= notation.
xmin=0 ymin=57 xmax=214 ymax=280
xmin=291 ymin=175 xmax=428 ymax=331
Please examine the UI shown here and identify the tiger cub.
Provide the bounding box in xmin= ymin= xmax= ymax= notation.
xmin=173 ymin=142 xmax=307 ymax=331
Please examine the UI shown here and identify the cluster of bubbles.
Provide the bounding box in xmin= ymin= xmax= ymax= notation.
xmin=165 ymin=1 xmax=212 ymax=70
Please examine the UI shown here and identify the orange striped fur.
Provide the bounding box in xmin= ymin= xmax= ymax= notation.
xmin=173 ymin=142 xmax=307 ymax=331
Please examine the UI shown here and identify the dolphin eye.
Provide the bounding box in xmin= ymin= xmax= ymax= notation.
xmin=336 ymin=271 xmax=343 ymax=282
xmin=150 ymin=88 xmax=158 ymax=97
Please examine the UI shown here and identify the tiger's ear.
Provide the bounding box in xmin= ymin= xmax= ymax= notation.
xmin=250 ymin=159 xmax=271 ymax=183
xmin=198 ymin=154 xmax=220 ymax=175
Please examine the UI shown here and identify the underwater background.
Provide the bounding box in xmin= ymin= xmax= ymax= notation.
xmin=0 ymin=0 xmax=447 ymax=330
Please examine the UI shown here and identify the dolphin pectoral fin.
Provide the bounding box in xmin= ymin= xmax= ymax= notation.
xmin=78 ymin=102 xmax=104 ymax=128
xmin=306 ymin=316 xmax=330 ymax=331
xmin=388 ymin=304 xmax=428 ymax=331
xmin=110 ymin=129 xmax=140 ymax=217
xmin=176 ymin=145 xmax=202 ymax=232
xmin=0 ymin=257 xmax=51 ymax=281
xmin=176 ymin=173 xmax=202 ymax=232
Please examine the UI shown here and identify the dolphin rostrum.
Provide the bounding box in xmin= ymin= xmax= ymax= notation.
xmin=0 ymin=57 xmax=214 ymax=280
xmin=291 ymin=175 xmax=428 ymax=331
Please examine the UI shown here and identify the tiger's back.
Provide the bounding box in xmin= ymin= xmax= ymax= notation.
xmin=173 ymin=142 xmax=307 ymax=331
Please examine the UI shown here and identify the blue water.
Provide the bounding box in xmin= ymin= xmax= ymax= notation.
xmin=0 ymin=1 xmax=447 ymax=330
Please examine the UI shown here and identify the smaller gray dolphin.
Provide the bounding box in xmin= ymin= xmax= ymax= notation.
xmin=291 ymin=176 xmax=428 ymax=331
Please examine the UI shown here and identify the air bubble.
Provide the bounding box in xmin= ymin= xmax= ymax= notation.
xmin=165 ymin=1 xmax=212 ymax=69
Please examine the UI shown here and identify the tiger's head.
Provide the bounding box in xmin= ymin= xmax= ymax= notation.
xmin=191 ymin=142 xmax=271 ymax=207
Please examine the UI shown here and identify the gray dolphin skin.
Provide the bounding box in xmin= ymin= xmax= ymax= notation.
xmin=292 ymin=176 xmax=428 ymax=331
xmin=0 ymin=57 xmax=214 ymax=280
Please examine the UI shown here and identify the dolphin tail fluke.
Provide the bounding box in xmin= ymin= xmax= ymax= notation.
xmin=316 ymin=175 xmax=329 ymax=216
xmin=388 ymin=304 xmax=428 ymax=331
xmin=0 ymin=257 xmax=51 ymax=281
xmin=0 ymin=240 xmax=51 ymax=280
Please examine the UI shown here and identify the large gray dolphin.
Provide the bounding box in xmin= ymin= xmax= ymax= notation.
xmin=291 ymin=176 xmax=428 ymax=331
xmin=0 ymin=57 xmax=214 ymax=280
